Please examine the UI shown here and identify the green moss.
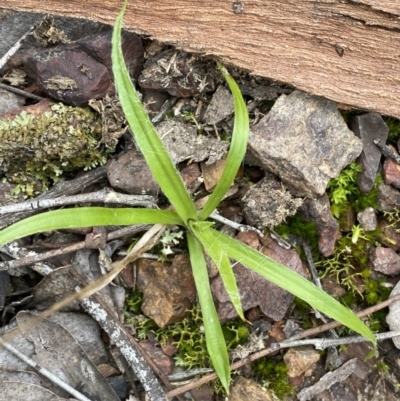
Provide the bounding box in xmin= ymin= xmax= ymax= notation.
xmin=0 ymin=103 xmax=106 ymax=195
xmin=327 ymin=162 xmax=381 ymax=220
xmin=253 ymin=359 xmax=294 ymax=398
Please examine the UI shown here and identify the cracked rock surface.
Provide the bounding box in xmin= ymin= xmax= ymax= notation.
xmin=247 ymin=90 xmax=363 ymax=197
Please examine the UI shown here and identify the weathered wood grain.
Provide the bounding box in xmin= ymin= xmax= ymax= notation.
xmin=2 ymin=0 xmax=400 ymax=117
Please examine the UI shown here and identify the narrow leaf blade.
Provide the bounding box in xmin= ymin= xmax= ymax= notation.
xmin=205 ymin=228 xmax=376 ymax=349
xmin=112 ymin=3 xmax=197 ymax=223
xmin=0 ymin=208 xmax=183 ymax=245
xmin=186 ymin=232 xmax=231 ymax=392
xmin=191 ymin=221 xmax=244 ymax=320
xmin=198 ymin=64 xmax=249 ymax=220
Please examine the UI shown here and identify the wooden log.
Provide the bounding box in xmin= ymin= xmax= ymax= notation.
xmin=1 ymin=0 xmax=400 ymax=117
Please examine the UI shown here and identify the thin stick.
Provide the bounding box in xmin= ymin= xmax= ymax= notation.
xmin=272 ymin=330 xmax=400 ymax=350
xmin=0 ymin=187 xmax=156 ymax=215
xmin=0 ymin=83 xmax=44 ymax=101
xmin=374 ymin=138 xmax=400 ymax=164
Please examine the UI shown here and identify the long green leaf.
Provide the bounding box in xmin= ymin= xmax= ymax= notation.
xmin=186 ymin=232 xmax=231 ymax=392
xmin=112 ymin=2 xmax=197 ymax=223
xmin=198 ymin=64 xmax=249 ymax=220
xmin=191 ymin=221 xmax=244 ymax=320
xmin=203 ymin=227 xmax=377 ymax=350
xmin=0 ymin=208 xmax=183 ymax=245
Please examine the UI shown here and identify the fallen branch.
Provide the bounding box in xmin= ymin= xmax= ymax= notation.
xmin=2 ymin=1 xmax=400 ymax=116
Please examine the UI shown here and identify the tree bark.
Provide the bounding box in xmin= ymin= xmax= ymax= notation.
xmin=2 ymin=0 xmax=400 ymax=117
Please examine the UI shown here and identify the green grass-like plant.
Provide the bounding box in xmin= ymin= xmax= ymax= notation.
xmin=0 ymin=1 xmax=376 ymax=392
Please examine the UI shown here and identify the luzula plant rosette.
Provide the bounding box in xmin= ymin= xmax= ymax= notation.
xmin=0 ymin=1 xmax=376 ymax=392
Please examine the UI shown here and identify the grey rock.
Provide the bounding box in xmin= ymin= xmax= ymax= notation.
xmin=241 ymin=175 xmax=303 ymax=229
xmin=350 ymin=113 xmax=389 ymax=193
xmin=299 ymin=193 xmax=340 ymax=257
xmin=357 ymin=207 xmax=377 ymax=232
xmin=247 ymin=90 xmax=363 ymax=197
xmin=212 ymin=231 xmax=306 ymax=322
xmin=0 ymin=88 xmax=25 ymax=116
xmin=203 ymin=85 xmax=234 ymax=125
xmin=156 ymin=118 xmax=228 ymax=165
xmin=377 ymin=183 xmax=400 ymax=211
xmin=370 ymin=247 xmax=400 ymax=276
xmin=138 ymin=49 xmax=216 ymax=97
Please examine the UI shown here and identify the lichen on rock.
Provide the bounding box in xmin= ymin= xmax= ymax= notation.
xmin=0 ymin=100 xmax=105 ymax=196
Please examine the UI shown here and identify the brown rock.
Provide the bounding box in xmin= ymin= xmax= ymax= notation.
xmin=350 ymin=113 xmax=389 ymax=193
xmin=138 ymin=340 xmax=174 ymax=376
xmin=137 ymin=254 xmax=196 ymax=328
xmin=107 ymin=149 xmax=159 ymax=196
xmin=299 ymin=194 xmax=340 ymax=257
xmin=229 ymin=377 xmax=274 ymax=401
xmin=78 ymin=30 xmax=144 ymax=80
xmin=339 ymin=342 xmax=377 ymax=380
xmin=201 ymin=157 xmax=227 ymax=191
xmin=383 ymin=158 xmax=400 ymax=189
xmin=321 ymin=276 xmax=347 ymax=299
xmin=283 ymin=346 xmax=320 ymax=378
xmin=180 ymin=162 xmax=202 ymax=193
xmin=369 ymin=247 xmax=400 ymax=276
xmin=24 ymin=45 xmax=111 ymax=106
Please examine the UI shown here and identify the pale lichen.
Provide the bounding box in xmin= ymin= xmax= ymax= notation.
xmin=0 ymin=102 xmax=105 ymax=196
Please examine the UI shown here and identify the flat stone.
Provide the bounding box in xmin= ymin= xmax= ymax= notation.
xmin=107 ymin=149 xmax=159 ymax=196
xmin=283 ymin=346 xmax=320 ymax=377
xmin=203 ymin=85 xmax=234 ymax=125
xmin=299 ymin=193 xmax=340 ymax=257
xmin=350 ymin=113 xmax=388 ymax=193
xmin=24 ymin=45 xmax=111 ymax=106
xmin=383 ymin=158 xmax=400 ymax=189
xmin=370 ymin=247 xmax=400 ymax=276
xmin=137 ymin=254 xmax=196 ymax=328
xmin=157 ymin=118 xmax=228 ymax=165
xmin=247 ymin=90 xmax=362 ymax=197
